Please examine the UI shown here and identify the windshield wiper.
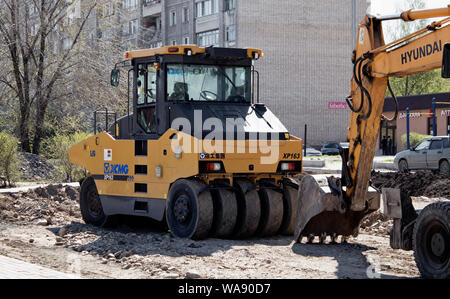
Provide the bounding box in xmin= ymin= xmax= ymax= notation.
xmin=218 ymin=66 xmax=237 ymax=89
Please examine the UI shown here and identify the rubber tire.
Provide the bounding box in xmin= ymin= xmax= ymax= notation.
xmin=256 ymin=189 xmax=284 ymax=237
xmin=398 ymin=159 xmax=409 ymax=173
xmin=279 ymin=185 xmax=298 ymax=235
xmin=166 ymin=179 xmax=213 ymax=240
xmin=232 ymin=180 xmax=261 ymax=238
xmin=80 ymin=177 xmax=110 ymax=227
xmin=210 ymin=189 xmax=238 ymax=238
xmin=413 ymin=201 xmax=450 ymax=279
xmin=439 ymin=160 xmax=450 ymax=174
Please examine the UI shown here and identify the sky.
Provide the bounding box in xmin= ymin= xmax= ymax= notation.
xmin=368 ymin=0 xmax=449 ymax=42
xmin=369 ymin=0 xmax=449 ymax=15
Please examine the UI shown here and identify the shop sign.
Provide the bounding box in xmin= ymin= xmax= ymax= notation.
xmin=399 ymin=112 xmax=422 ymax=119
xmin=328 ymin=102 xmax=347 ymax=109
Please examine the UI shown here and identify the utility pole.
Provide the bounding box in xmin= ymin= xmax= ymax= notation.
xmin=352 ymin=0 xmax=357 ymax=45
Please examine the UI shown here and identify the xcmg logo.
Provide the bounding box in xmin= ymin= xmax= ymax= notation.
xmin=103 ymin=163 xmax=129 ymax=175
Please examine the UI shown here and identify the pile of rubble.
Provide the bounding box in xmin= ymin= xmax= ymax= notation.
xmin=0 ymin=184 xmax=80 ymax=226
xmin=371 ymin=170 xmax=450 ymax=198
xmin=55 ymin=222 xmax=204 ymax=278
xmin=360 ymin=211 xmax=392 ymax=236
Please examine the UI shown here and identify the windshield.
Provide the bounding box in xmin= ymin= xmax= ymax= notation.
xmin=414 ymin=139 xmax=431 ymax=151
xmin=166 ymin=64 xmax=251 ymax=103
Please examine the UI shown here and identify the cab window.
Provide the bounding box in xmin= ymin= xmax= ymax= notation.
xmin=137 ymin=64 xmax=157 ymax=104
xmin=136 ymin=64 xmax=157 ymax=134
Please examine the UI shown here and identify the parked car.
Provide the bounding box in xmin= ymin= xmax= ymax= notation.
xmin=304 ymin=147 xmax=322 ymax=156
xmin=339 ymin=142 xmax=349 ymax=149
xmin=394 ymin=136 xmax=450 ymax=173
xmin=321 ymin=142 xmax=340 ymax=155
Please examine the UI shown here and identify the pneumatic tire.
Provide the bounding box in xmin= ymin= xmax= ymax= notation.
xmin=413 ymin=201 xmax=450 ymax=279
xmin=210 ymin=189 xmax=238 ymax=238
xmin=166 ymin=179 xmax=213 ymax=240
xmin=80 ymin=177 xmax=110 ymax=227
xmin=398 ymin=159 xmax=409 ymax=173
xmin=256 ymin=189 xmax=284 ymax=236
xmin=279 ymin=183 xmax=298 ymax=235
xmin=439 ymin=160 xmax=450 ymax=174
xmin=233 ymin=180 xmax=261 ymax=238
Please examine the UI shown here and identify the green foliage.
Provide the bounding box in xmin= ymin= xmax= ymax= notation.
xmin=383 ymin=0 xmax=448 ymax=97
xmin=0 ymin=131 xmax=19 ymax=187
xmin=43 ymin=132 xmax=91 ymax=182
xmin=388 ymin=69 xmax=449 ymax=97
xmin=401 ymin=132 xmax=431 ymax=149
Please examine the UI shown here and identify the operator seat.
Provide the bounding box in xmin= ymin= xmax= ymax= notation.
xmin=169 ymin=82 xmax=189 ymax=101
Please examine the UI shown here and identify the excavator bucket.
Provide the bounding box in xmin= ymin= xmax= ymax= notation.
xmin=294 ymin=175 xmax=380 ymax=243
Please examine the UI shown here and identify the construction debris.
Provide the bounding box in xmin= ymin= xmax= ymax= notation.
xmin=371 ymin=170 xmax=450 ymax=198
xmin=0 ymin=184 xmax=80 ymax=226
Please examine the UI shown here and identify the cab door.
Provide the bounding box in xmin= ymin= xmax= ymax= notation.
xmin=135 ymin=64 xmax=158 ymax=135
xmin=427 ymin=139 xmax=444 ymax=169
xmin=409 ymin=139 xmax=430 ymax=169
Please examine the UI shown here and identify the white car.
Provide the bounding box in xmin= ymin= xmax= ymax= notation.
xmin=394 ymin=136 xmax=450 ymax=173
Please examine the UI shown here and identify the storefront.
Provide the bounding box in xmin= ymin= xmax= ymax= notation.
xmin=376 ymin=92 xmax=450 ymax=154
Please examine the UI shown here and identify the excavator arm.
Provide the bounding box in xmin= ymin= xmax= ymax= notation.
xmin=295 ymin=6 xmax=450 ymax=243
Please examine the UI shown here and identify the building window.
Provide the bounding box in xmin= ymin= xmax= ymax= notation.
xmin=196 ymin=0 xmax=218 ymax=18
xmin=171 ymin=40 xmax=177 ymax=46
xmin=123 ymin=0 xmax=138 ymax=9
xmin=197 ymin=29 xmax=219 ymax=47
xmin=62 ymin=38 xmax=72 ymax=50
xmin=428 ymin=117 xmax=436 ymax=135
xmin=182 ymin=7 xmax=189 ymax=23
xmin=144 ymin=0 xmax=161 ymax=5
xmin=183 ymin=36 xmax=189 ymax=44
xmin=130 ymin=20 xmax=138 ymax=35
xmin=225 ymin=0 xmax=236 ymax=11
xmin=102 ymin=2 xmax=114 ymax=17
xmin=170 ymin=10 xmax=176 ymax=26
xmin=226 ymin=25 xmax=235 ymax=42
xmin=30 ymin=24 xmax=39 ymax=36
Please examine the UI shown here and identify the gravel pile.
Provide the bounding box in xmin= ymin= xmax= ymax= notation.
xmin=19 ymin=152 xmax=57 ymax=181
xmin=0 ymin=184 xmax=80 ymax=226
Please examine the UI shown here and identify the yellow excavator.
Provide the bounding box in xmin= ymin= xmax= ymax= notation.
xmin=294 ymin=6 xmax=450 ymax=279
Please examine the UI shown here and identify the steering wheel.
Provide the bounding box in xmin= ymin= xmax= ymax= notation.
xmin=200 ymin=90 xmax=218 ymax=101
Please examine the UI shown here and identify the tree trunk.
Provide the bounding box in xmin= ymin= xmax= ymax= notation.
xmin=32 ymin=101 xmax=47 ymax=155
xmin=18 ymin=103 xmax=31 ymax=152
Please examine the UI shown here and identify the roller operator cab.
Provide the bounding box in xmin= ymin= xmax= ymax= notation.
xmin=69 ymin=45 xmax=303 ymax=239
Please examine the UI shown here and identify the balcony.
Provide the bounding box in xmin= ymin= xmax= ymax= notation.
xmin=142 ymin=26 xmax=161 ymax=42
xmin=143 ymin=0 xmax=162 ymax=17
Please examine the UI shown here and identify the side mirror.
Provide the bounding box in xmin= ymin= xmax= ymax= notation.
xmin=442 ymin=43 xmax=450 ymax=78
xmin=110 ymin=68 xmax=120 ymax=87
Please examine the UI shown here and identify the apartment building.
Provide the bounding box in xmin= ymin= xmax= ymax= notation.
xmin=88 ymin=0 xmax=369 ymax=145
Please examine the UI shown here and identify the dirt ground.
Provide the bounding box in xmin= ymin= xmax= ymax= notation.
xmin=1 ymin=182 xmax=441 ymax=279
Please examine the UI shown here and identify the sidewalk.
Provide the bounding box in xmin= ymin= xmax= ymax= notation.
xmin=0 ymin=255 xmax=80 ymax=279
xmin=0 ymin=182 xmax=79 ymax=194
xmin=303 ymin=155 xmax=396 ymax=174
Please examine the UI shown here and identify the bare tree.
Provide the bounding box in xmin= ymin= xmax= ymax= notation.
xmin=0 ymin=0 xmax=96 ymax=153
